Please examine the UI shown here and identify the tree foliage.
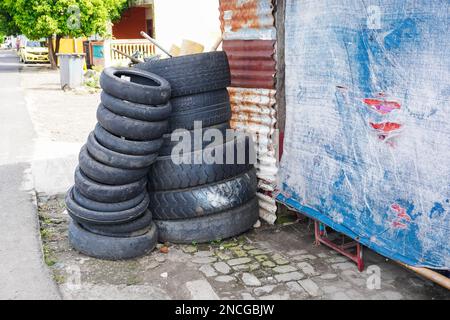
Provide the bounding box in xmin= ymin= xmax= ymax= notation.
xmin=3 ymin=0 xmax=128 ymax=40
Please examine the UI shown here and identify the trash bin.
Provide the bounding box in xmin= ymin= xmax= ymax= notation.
xmin=56 ymin=53 xmax=86 ymax=90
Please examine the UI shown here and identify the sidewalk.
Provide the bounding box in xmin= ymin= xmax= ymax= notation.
xmin=0 ymin=50 xmax=60 ymax=299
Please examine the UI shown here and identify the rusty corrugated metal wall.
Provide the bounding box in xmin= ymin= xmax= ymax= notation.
xmin=219 ymin=0 xmax=279 ymax=224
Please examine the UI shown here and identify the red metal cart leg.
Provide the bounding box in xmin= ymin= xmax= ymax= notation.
xmin=314 ymin=220 xmax=365 ymax=272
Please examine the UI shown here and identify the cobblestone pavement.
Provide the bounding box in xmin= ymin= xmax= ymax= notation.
xmin=39 ymin=196 xmax=449 ymax=300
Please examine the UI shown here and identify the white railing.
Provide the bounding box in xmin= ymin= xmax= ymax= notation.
xmin=110 ymin=39 xmax=155 ymax=64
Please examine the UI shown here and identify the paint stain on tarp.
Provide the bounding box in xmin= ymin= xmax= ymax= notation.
xmin=363 ymin=98 xmax=401 ymax=114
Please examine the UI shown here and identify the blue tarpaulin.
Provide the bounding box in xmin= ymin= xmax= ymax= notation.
xmin=278 ymin=0 xmax=449 ymax=269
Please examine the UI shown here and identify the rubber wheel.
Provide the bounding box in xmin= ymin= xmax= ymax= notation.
xmin=101 ymin=91 xmax=172 ymax=122
xmin=72 ymin=186 xmax=146 ymax=212
xmin=66 ymin=186 xmax=149 ymax=225
xmin=79 ymin=210 xmax=153 ymax=238
xmin=97 ymin=104 xmax=168 ymax=141
xmin=69 ymin=219 xmax=158 ymax=260
xmin=79 ymin=145 xmax=149 ymax=185
xmin=155 ymin=198 xmax=259 ymax=244
xmin=159 ymin=122 xmax=230 ymax=156
xmin=94 ymin=123 xmax=164 ymax=156
xmin=168 ymin=89 xmax=232 ymax=131
xmin=149 ymin=168 xmax=257 ymax=220
xmin=148 ymin=135 xmax=254 ymax=191
xmin=100 ymin=67 xmax=171 ymax=105
xmin=135 ymin=52 xmax=230 ymax=97
xmin=86 ymin=132 xmax=157 ymax=170
xmin=74 ymin=167 xmax=147 ymax=203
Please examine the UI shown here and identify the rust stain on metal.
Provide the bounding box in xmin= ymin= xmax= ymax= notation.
xmin=219 ymin=0 xmax=276 ymax=40
xmin=220 ymin=0 xmax=260 ymax=32
xmin=223 ymin=40 xmax=276 ymax=89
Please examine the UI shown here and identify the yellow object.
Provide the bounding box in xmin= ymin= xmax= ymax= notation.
xmin=179 ymin=39 xmax=204 ymax=56
xmin=54 ymin=38 xmax=84 ymax=54
xmin=53 ymin=38 xmax=85 ymax=67
xmin=18 ymin=40 xmax=49 ymax=63
xmin=169 ymin=45 xmax=181 ymax=57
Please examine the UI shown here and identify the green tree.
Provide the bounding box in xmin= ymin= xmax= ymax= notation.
xmin=4 ymin=0 xmax=128 ymax=68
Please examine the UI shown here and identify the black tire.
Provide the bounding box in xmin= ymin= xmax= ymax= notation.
xmin=100 ymin=67 xmax=171 ymax=105
xmin=74 ymin=167 xmax=146 ymax=203
xmin=149 ymin=135 xmax=254 ymax=191
xmin=135 ymin=52 xmax=230 ymax=97
xmin=97 ymin=104 xmax=168 ymax=141
xmin=101 ymin=91 xmax=172 ymax=122
xmin=155 ymin=198 xmax=259 ymax=244
xmin=168 ymin=89 xmax=231 ymax=131
xmin=94 ymin=123 xmax=164 ymax=156
xmin=79 ymin=210 xmax=153 ymax=238
xmin=149 ymin=168 xmax=257 ymax=220
xmin=66 ymin=187 xmax=149 ymax=225
xmin=72 ymin=186 xmax=146 ymax=212
xmin=79 ymin=145 xmax=149 ymax=185
xmin=86 ymin=132 xmax=157 ymax=170
xmin=159 ymin=122 xmax=230 ymax=156
xmin=69 ymin=220 xmax=158 ymax=260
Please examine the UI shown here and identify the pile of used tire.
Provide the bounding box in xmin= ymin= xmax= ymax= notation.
xmin=65 ymin=67 xmax=172 ymax=260
xmin=137 ymin=52 xmax=260 ymax=244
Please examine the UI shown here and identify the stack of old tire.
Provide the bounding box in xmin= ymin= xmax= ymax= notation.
xmin=136 ymin=51 xmax=259 ymax=244
xmin=65 ymin=67 xmax=172 ymax=260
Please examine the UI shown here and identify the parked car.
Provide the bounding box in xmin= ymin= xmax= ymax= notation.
xmin=18 ymin=40 xmax=49 ymax=64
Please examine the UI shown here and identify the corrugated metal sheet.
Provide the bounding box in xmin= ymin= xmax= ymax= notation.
xmin=220 ymin=0 xmax=276 ymax=40
xmin=219 ymin=0 xmax=279 ymax=225
xmin=228 ymin=87 xmax=278 ymax=224
xmin=223 ymin=40 xmax=276 ymax=89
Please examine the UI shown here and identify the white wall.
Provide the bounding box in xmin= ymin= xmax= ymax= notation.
xmin=153 ymin=0 xmax=221 ymax=54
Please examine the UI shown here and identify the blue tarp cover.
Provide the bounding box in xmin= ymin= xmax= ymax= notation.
xmin=278 ymin=0 xmax=449 ymax=269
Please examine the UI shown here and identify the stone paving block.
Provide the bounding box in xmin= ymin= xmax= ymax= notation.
xmin=241 ymin=273 xmax=261 ymax=287
xmin=255 ymin=255 xmax=269 ymax=263
xmin=272 ymin=254 xmax=289 ymax=265
xmin=228 ymin=257 xmax=252 ymax=266
xmin=297 ymin=262 xmax=319 ymax=276
xmin=273 ymin=265 xmax=297 ymax=274
xmin=253 ymin=285 xmax=276 ymax=297
xmin=182 ymin=245 xmax=198 ymax=254
xmin=320 ymin=273 xmax=338 ymax=280
xmin=233 ymin=264 xmax=250 ymax=272
xmin=230 ymin=246 xmax=248 ymax=257
xmin=317 ymin=253 xmax=329 ymax=258
xmin=192 ymin=257 xmax=217 ymax=264
xmin=341 ymin=270 xmax=367 ymax=286
xmin=275 ymin=272 xmax=304 ymax=282
xmin=331 ymin=262 xmax=355 ymax=271
xmin=326 ymin=256 xmax=349 ymax=263
xmin=186 ymin=280 xmax=219 ymax=300
xmin=259 ymin=293 xmax=290 ymax=300
xmin=287 ymin=250 xmax=308 ymax=256
xmin=298 ymin=279 xmax=322 ymax=297
xmin=292 ymin=254 xmax=317 ymax=262
xmin=249 ymin=262 xmax=261 ymax=272
xmin=199 ymin=264 xmax=217 ymax=278
xmin=243 ymin=245 xmax=256 ymax=250
xmin=194 ymin=251 xmax=214 ymax=258
xmin=285 ymin=281 xmax=306 ymax=294
xmin=215 ymin=275 xmax=236 ymax=283
xmin=213 ymin=262 xmax=231 ymax=275
xmin=262 ymin=261 xmax=276 ymax=268
xmin=248 ymin=249 xmax=269 ymax=256
xmin=215 ymin=251 xmax=232 ymax=261
xmin=241 ymin=292 xmax=256 ymax=300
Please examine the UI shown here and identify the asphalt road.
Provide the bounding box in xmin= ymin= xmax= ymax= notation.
xmin=0 ymin=50 xmax=60 ymax=299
